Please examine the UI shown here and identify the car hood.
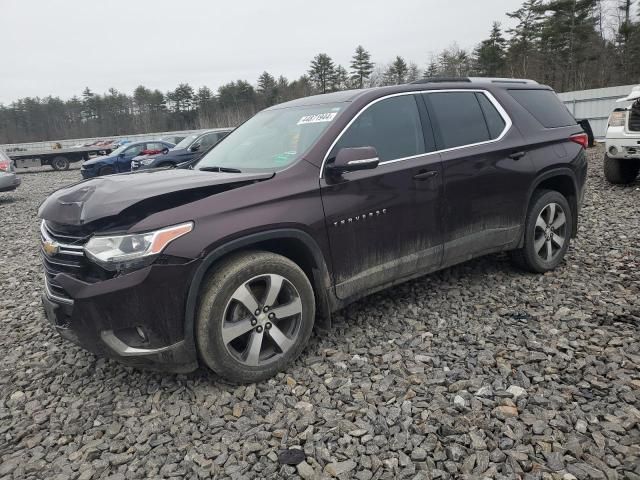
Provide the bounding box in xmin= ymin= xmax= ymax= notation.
xmin=83 ymin=155 xmax=113 ymax=167
xmin=38 ymin=168 xmax=275 ymax=226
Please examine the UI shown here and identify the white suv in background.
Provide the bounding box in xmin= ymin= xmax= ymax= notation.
xmin=604 ymin=85 xmax=640 ymax=184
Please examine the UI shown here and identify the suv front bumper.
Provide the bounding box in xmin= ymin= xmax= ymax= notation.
xmin=605 ymin=126 xmax=640 ymax=159
xmin=41 ymin=261 xmax=200 ymax=373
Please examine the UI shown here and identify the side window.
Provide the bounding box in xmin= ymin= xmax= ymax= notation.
xmin=146 ymin=142 xmax=165 ymax=151
xmin=200 ymin=133 xmax=219 ymax=148
xmin=426 ymin=92 xmax=490 ymax=149
xmin=330 ymin=95 xmax=425 ymax=162
xmin=476 ymin=93 xmax=506 ymax=139
xmin=125 ymin=144 xmax=145 ymax=156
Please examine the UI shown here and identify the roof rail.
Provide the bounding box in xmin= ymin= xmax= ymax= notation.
xmin=411 ymin=77 xmax=471 ymax=84
xmin=468 ymin=77 xmax=539 ymax=85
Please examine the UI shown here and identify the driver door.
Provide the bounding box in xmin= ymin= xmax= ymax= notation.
xmin=118 ymin=144 xmax=145 ymax=172
xmin=320 ymin=94 xmax=443 ymax=300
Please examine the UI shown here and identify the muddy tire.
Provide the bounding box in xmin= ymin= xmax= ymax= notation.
xmin=511 ymin=189 xmax=573 ymax=273
xmin=603 ymin=154 xmax=639 ymax=184
xmin=196 ymin=251 xmax=315 ymax=383
xmin=51 ymin=156 xmax=70 ymax=171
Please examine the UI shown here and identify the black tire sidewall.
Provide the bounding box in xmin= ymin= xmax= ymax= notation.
xmin=196 ymin=252 xmax=315 ymax=383
xmin=52 ymin=157 xmax=70 ymax=171
xmin=99 ymin=166 xmax=115 ymax=176
xmin=522 ymin=190 xmax=573 ymax=273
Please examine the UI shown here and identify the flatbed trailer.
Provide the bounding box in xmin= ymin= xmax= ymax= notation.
xmin=8 ymin=146 xmax=113 ymax=170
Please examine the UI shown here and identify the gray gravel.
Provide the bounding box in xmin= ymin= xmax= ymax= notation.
xmin=1 ymin=146 xmax=639 ymax=480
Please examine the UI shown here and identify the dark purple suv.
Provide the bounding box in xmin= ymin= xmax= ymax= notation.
xmin=39 ymin=78 xmax=588 ymax=383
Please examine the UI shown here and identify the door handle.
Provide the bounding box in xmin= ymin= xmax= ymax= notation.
xmin=413 ymin=170 xmax=439 ymax=181
xmin=509 ymin=151 xmax=527 ymax=160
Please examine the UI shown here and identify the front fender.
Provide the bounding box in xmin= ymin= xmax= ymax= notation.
xmin=182 ymin=228 xmax=333 ymax=361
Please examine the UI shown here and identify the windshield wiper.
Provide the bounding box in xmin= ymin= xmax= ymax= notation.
xmin=198 ymin=166 xmax=242 ymax=173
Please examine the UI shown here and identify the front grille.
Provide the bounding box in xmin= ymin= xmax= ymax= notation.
xmin=630 ymin=107 xmax=640 ymax=132
xmin=40 ymin=221 xmax=116 ymax=303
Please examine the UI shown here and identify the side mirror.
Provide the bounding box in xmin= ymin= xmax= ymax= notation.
xmin=118 ymin=152 xmax=125 ymax=158
xmin=190 ymin=143 xmax=201 ymax=152
xmin=326 ymin=147 xmax=379 ymax=174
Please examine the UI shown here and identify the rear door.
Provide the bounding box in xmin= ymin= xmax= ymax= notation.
xmin=423 ymin=90 xmax=532 ymax=266
xmin=320 ymin=94 xmax=443 ymax=299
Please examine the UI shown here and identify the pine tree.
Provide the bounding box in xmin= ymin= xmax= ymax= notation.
xmin=309 ymin=54 xmax=336 ymax=94
xmin=332 ymin=66 xmax=350 ymax=91
xmin=506 ymin=0 xmax=544 ymax=77
xmin=350 ymin=45 xmax=374 ymax=89
xmin=257 ymin=71 xmax=278 ymax=106
xmin=474 ymin=22 xmax=507 ymax=76
xmin=424 ymin=60 xmax=439 ymax=78
xmin=407 ymin=63 xmax=421 ymax=82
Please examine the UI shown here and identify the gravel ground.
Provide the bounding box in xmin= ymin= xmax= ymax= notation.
xmin=1 ymin=146 xmax=639 ymax=480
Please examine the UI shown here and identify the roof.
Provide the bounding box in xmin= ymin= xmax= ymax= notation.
xmin=266 ymin=77 xmax=548 ymax=110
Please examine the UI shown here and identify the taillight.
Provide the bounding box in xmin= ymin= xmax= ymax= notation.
xmin=0 ymin=160 xmax=10 ymax=172
xmin=570 ymin=133 xmax=589 ymax=149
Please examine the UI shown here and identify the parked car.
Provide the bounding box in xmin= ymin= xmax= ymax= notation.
xmin=604 ymin=85 xmax=640 ymax=184
xmin=0 ymin=149 xmax=21 ymax=192
xmin=80 ymin=140 xmax=174 ymax=178
xmin=130 ymin=129 xmax=233 ymax=171
xmin=39 ymin=78 xmax=587 ymax=383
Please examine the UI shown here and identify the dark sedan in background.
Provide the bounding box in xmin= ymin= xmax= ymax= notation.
xmin=131 ymin=128 xmax=232 ymax=170
xmin=81 ymin=140 xmax=174 ymax=178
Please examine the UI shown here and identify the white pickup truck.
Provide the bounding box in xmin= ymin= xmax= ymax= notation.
xmin=604 ymin=85 xmax=640 ymax=184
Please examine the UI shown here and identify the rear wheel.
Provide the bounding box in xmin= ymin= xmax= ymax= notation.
xmin=98 ymin=166 xmax=115 ymax=176
xmin=512 ymin=189 xmax=572 ymax=273
xmin=603 ymin=154 xmax=640 ymax=184
xmin=196 ymin=251 xmax=315 ymax=383
xmin=51 ymin=156 xmax=70 ymax=171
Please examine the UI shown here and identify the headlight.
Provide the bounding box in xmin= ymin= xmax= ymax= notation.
xmin=140 ymin=157 xmax=157 ymax=165
xmin=84 ymin=222 xmax=193 ymax=271
xmin=608 ymin=111 xmax=626 ymax=127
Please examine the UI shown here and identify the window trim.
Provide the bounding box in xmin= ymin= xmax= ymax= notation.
xmin=320 ymin=89 xmax=512 ymax=178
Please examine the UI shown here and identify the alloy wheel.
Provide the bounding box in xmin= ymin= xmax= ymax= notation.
xmin=534 ymin=202 xmax=567 ymax=262
xmin=221 ymin=274 xmax=303 ymax=367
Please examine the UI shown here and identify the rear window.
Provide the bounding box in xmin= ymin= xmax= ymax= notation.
xmin=509 ymin=89 xmax=576 ymax=128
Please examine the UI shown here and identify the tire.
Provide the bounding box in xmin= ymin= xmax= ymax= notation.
xmin=603 ymin=154 xmax=640 ymax=184
xmin=196 ymin=251 xmax=315 ymax=383
xmin=511 ymin=189 xmax=573 ymax=273
xmin=51 ymin=156 xmax=70 ymax=171
xmin=157 ymin=162 xmax=174 ymax=168
xmin=98 ymin=166 xmax=115 ymax=176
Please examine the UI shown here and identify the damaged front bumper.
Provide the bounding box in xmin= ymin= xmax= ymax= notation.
xmin=41 ymin=261 xmax=200 ymax=373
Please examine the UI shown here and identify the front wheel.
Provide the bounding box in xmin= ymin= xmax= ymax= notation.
xmin=196 ymin=251 xmax=315 ymax=383
xmin=603 ymin=154 xmax=639 ymax=184
xmin=511 ymin=189 xmax=573 ymax=273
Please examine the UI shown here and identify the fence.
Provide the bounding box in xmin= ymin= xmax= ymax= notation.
xmin=558 ymin=84 xmax=636 ymax=140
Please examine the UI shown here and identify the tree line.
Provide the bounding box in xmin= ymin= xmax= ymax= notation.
xmin=1 ymin=0 xmax=639 ymax=144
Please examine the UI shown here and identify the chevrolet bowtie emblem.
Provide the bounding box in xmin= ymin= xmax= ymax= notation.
xmin=43 ymin=240 xmax=60 ymax=257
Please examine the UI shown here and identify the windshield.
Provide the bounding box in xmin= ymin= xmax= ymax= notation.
xmin=196 ymin=103 xmax=344 ymax=171
xmin=173 ymin=134 xmax=200 ymax=150
xmin=110 ymin=145 xmax=128 ymax=156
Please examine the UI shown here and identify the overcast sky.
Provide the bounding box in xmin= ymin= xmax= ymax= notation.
xmin=1 ymin=0 xmax=523 ymax=104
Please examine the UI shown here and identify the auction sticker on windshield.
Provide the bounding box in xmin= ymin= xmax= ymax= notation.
xmin=297 ymin=112 xmax=337 ymax=125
